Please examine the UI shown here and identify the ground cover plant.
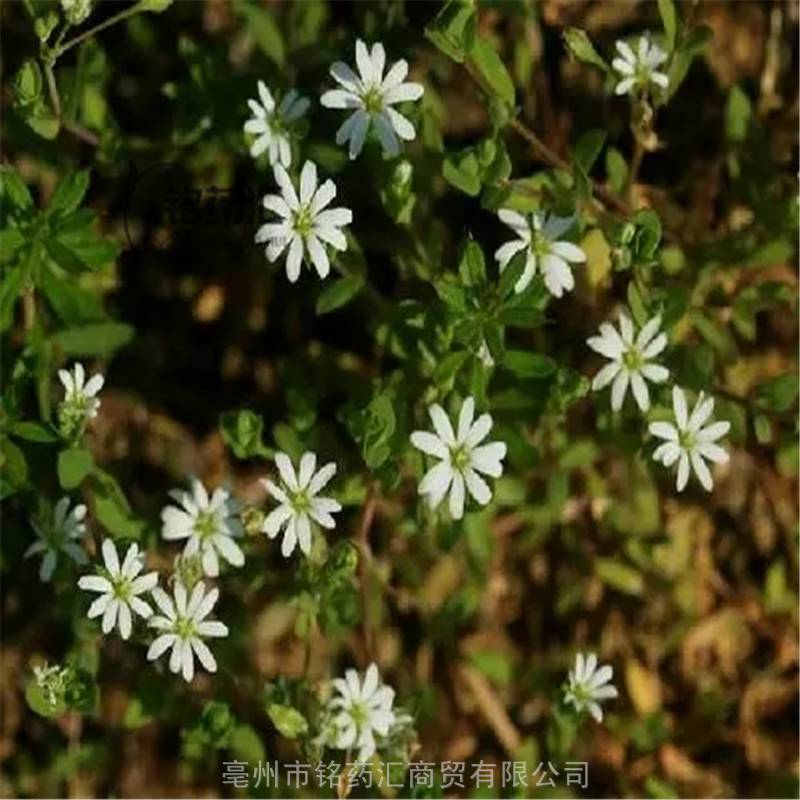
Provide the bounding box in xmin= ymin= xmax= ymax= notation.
xmin=1 ymin=0 xmax=798 ymax=798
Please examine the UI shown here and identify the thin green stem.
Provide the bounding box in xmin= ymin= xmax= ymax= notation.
xmin=52 ymin=3 xmax=142 ymax=59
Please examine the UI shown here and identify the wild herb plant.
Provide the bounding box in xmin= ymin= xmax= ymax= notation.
xmin=2 ymin=0 xmax=798 ymax=797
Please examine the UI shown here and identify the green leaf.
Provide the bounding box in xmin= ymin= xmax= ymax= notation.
xmin=238 ymin=2 xmax=285 ymax=67
xmin=58 ymin=447 xmax=94 ymax=489
xmin=502 ymin=350 xmax=556 ymax=378
xmin=756 ymin=374 xmax=798 ymax=413
xmin=442 ymin=148 xmax=481 ymax=196
xmin=229 ymin=724 xmax=265 ymax=763
xmin=40 ymin=272 xmax=104 ymax=325
xmin=48 ymin=170 xmax=90 ymax=219
xmin=45 ymin=238 xmax=87 ymax=273
xmin=469 ymin=37 xmax=515 ymax=109
xmin=0 ymin=435 xmax=29 ymax=499
xmin=596 ymin=557 xmax=644 ymax=595
xmin=316 ymin=275 xmax=364 ymax=315
xmin=219 ymin=409 xmax=269 ymax=459
xmin=52 ymin=322 xmax=134 ymax=357
xmin=433 ymin=350 xmax=470 ymax=386
xmin=266 ymin=703 xmax=308 ymax=739
xmin=458 ymin=238 xmax=486 ymax=286
xmin=562 ymin=27 xmax=608 ymax=72
xmin=1 ymin=166 xmax=34 ymax=211
xmin=658 ymin=0 xmax=678 ymax=50
xmin=424 ymin=0 xmax=476 ymax=63
xmin=725 ymin=85 xmax=752 ymax=144
xmin=498 ymin=251 xmax=526 ymax=298
xmin=632 ymin=209 xmax=662 ymax=262
xmin=666 ymin=25 xmax=712 ymax=100
xmin=90 ymin=469 xmax=145 ymax=540
xmin=690 ymin=311 xmax=738 ymax=362
xmin=26 ymin=678 xmax=67 ymax=719
xmin=362 ymin=392 xmax=396 ymax=469
xmin=10 ymin=421 xmax=58 ymax=443
xmin=605 ymin=147 xmax=629 ymax=194
xmin=753 ymin=414 xmax=773 ymax=445
xmin=572 ymin=129 xmax=606 ymax=175
xmin=13 ymin=59 xmax=43 ymax=106
xmin=136 ymin=0 xmax=173 ymax=11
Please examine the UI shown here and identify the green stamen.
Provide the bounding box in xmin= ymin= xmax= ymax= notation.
xmin=362 ymin=86 xmax=384 ymax=114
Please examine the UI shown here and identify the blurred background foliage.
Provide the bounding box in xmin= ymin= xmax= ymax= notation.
xmin=1 ymin=0 xmax=798 ymax=798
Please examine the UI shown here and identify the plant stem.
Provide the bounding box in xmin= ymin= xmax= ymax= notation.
xmin=509 ymin=118 xmax=632 ymax=217
xmin=356 ymin=485 xmax=379 ymax=664
xmin=627 ymin=136 xmax=645 ymax=204
xmin=22 ymin=289 xmax=36 ymax=331
xmin=52 ymin=4 xmax=143 ymax=59
xmin=43 ymin=60 xmax=101 ymax=146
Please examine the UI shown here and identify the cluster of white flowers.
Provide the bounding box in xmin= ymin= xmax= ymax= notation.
xmin=247 ymin=39 xmax=424 ymax=284
xmin=587 ymin=308 xmax=731 ymax=492
xmin=564 ymin=652 xmax=619 ymax=722
xmin=612 ymin=34 xmax=669 ymax=97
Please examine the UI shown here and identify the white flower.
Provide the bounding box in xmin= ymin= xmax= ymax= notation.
xmin=649 ymin=386 xmax=730 ymax=492
xmin=320 ymin=39 xmax=424 ymax=159
xmin=612 ymin=35 xmax=669 ymax=97
xmin=410 ymin=396 xmax=507 ymax=520
xmin=77 ymin=539 xmax=158 ymax=640
xmin=564 ymin=652 xmax=618 ymax=723
xmin=327 ymin=663 xmax=396 ymax=762
xmin=495 ymin=210 xmax=586 ymax=298
xmin=25 ymin=497 xmax=88 ymax=582
xmin=261 ymin=451 xmax=341 ymax=558
xmin=146 ymin=581 xmax=228 ymax=683
xmin=587 ymin=312 xmax=669 ymax=412
xmin=256 ymin=161 xmax=352 ymax=283
xmin=161 ymin=479 xmax=245 ymax=577
xmin=57 ymin=362 xmax=104 ymax=438
xmin=244 ymin=81 xmax=309 ymax=167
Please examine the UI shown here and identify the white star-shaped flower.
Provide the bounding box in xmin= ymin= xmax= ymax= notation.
xmin=244 ymin=81 xmax=309 ymax=167
xmin=25 ymin=497 xmax=88 ymax=582
xmin=649 ymin=386 xmax=730 ymax=492
xmin=261 ymin=451 xmax=341 ymax=558
xmin=564 ymin=652 xmax=618 ymax=723
xmin=410 ymin=396 xmax=507 ymax=520
xmin=327 ymin=663 xmax=396 ymax=762
xmin=495 ymin=210 xmax=586 ymax=298
xmin=612 ymin=35 xmax=669 ymax=97
xmin=146 ymin=581 xmax=228 ymax=683
xmin=57 ymin=362 xmax=104 ymax=438
xmin=321 ymin=39 xmax=424 ymax=160
xmin=587 ymin=311 xmax=669 ymax=412
xmin=161 ymin=479 xmax=245 ymax=577
xmin=78 ymin=539 xmax=159 ymax=639
xmin=256 ymin=161 xmax=352 ymax=283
